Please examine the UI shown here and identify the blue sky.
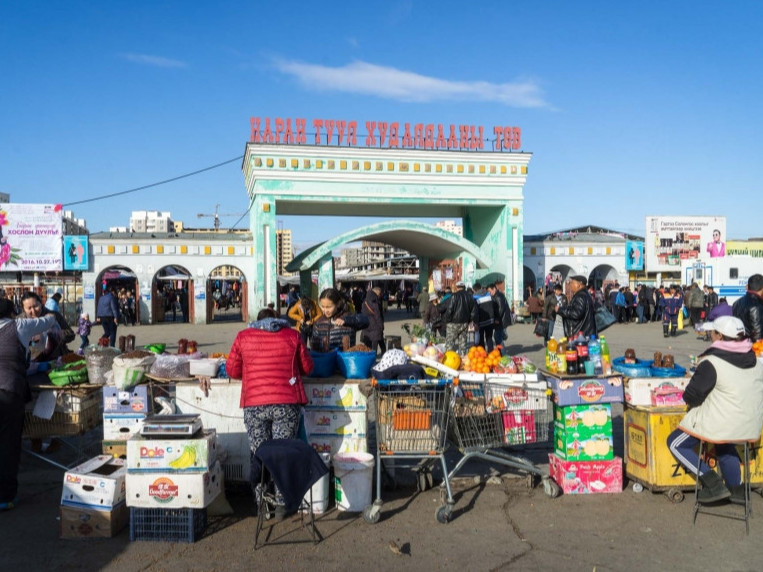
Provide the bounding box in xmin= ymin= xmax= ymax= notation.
xmin=2 ymin=1 xmax=762 ymax=253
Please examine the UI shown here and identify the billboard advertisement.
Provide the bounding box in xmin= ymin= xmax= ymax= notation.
xmin=0 ymin=203 xmax=63 ymax=271
xmin=625 ymin=240 xmax=644 ymax=271
xmin=63 ymin=235 xmax=89 ymax=271
xmin=645 ymin=216 xmax=727 ymax=272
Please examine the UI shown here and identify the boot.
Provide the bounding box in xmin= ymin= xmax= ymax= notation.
xmin=663 ymin=325 xmax=669 ymax=338
xmin=729 ymin=484 xmax=747 ymax=506
xmin=698 ymin=470 xmax=731 ymax=504
xmin=670 ymin=326 xmax=677 ymax=337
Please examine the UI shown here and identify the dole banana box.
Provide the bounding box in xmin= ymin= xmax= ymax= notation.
xmin=554 ymin=404 xmax=613 ymax=438
xmin=61 ymin=455 xmax=127 ymax=509
xmin=303 ymin=380 xmax=368 ymax=410
xmin=125 ymin=460 xmax=223 ymax=509
xmin=126 ymin=429 xmax=217 ymax=472
xmin=302 ymin=410 xmax=367 ymax=437
xmin=307 ymin=435 xmax=368 ymax=458
xmin=554 ymin=421 xmax=614 ymax=461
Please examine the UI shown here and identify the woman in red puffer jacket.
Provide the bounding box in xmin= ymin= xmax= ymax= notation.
xmin=225 ymin=308 xmax=313 ymax=505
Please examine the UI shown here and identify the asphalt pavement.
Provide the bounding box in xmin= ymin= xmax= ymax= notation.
xmin=4 ymin=310 xmax=762 ymax=571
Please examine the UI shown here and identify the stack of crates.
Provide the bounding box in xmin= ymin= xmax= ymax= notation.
xmin=548 ymin=376 xmax=624 ymax=494
xmin=59 ymin=455 xmax=129 ymax=539
xmin=102 ymin=385 xmax=152 ymax=458
xmin=302 ymin=379 xmax=368 ymax=457
xmin=124 ymin=426 xmax=222 ymax=543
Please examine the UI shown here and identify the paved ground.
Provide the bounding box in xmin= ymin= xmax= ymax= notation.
xmin=4 ymin=310 xmax=762 ymax=571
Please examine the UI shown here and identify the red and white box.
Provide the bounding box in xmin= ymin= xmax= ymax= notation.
xmin=125 ymin=461 xmax=222 ymax=509
xmin=502 ymin=411 xmax=536 ymax=445
xmin=548 ymin=453 xmax=623 ymax=494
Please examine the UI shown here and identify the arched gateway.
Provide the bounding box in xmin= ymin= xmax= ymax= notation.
xmin=242 ymin=117 xmax=532 ymax=309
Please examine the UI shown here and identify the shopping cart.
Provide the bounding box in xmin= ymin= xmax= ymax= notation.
xmin=363 ymin=378 xmax=456 ymax=524
xmin=448 ymin=377 xmax=561 ymax=498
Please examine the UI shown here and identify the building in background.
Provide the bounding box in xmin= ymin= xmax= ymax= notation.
xmin=0 ymin=192 xmax=9 ymax=203
xmin=276 ymin=228 xmax=294 ymax=276
xmin=62 ymin=210 xmax=88 ymax=235
xmin=129 ymin=210 xmax=176 ymax=233
xmin=435 ymin=219 xmax=463 ymax=236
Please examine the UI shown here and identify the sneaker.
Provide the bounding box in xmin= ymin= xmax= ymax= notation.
xmin=0 ymin=498 xmax=19 ymax=511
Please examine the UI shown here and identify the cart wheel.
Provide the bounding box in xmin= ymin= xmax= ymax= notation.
xmin=362 ymin=503 xmax=381 ymax=524
xmin=526 ymin=473 xmax=538 ymax=489
xmin=632 ymin=482 xmax=644 ymax=493
xmin=426 ymin=470 xmax=434 ymax=490
xmin=436 ymin=505 xmax=452 ymax=524
xmin=542 ymin=477 xmax=562 ymax=499
xmin=665 ymin=488 xmax=684 ymax=504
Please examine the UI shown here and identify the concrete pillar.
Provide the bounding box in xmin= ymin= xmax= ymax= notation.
xmin=250 ymin=195 xmax=276 ymax=311
xmin=317 ymin=254 xmax=334 ymax=294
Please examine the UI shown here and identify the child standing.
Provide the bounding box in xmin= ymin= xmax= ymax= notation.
xmin=77 ymin=312 xmax=92 ymax=354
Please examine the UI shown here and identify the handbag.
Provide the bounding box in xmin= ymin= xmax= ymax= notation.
xmin=533 ymin=317 xmax=550 ymax=338
xmin=594 ymin=306 xmax=617 ymax=333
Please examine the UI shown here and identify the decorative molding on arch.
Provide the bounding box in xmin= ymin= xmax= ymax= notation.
xmin=286 ymin=219 xmax=491 ymax=273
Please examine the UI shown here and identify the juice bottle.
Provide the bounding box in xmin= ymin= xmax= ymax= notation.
xmin=556 ymin=347 xmax=567 ymax=373
xmin=546 ymin=338 xmax=558 ymax=369
xmin=599 ymin=336 xmax=612 ymax=374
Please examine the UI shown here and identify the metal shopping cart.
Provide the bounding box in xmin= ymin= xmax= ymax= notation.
xmin=363 ymin=378 xmax=456 ymax=524
xmin=448 ymin=376 xmax=561 ymax=499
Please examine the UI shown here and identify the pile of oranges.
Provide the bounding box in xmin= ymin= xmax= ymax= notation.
xmin=465 ymin=346 xmax=503 ymax=373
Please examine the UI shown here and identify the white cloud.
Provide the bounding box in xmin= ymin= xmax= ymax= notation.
xmin=121 ymin=53 xmax=188 ymax=68
xmin=273 ymin=59 xmax=549 ymax=108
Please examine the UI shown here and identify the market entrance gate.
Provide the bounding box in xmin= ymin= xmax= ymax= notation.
xmin=242 ymin=141 xmax=532 ymax=310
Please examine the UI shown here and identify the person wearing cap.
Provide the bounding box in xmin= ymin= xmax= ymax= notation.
xmin=423 ymin=291 xmax=444 ymax=337
xmin=732 ymin=273 xmax=763 ymax=342
xmin=0 ymin=298 xmax=57 ymax=511
xmin=44 ymin=290 xmax=62 ymax=313
xmin=443 ymin=281 xmax=478 ymax=354
xmin=555 ymin=275 xmax=597 ymax=338
xmin=667 ymin=316 xmax=763 ymax=504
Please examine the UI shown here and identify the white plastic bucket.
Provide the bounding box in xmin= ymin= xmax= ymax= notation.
xmin=302 ymin=453 xmax=331 ymax=514
xmin=333 ymin=452 xmax=374 ymax=512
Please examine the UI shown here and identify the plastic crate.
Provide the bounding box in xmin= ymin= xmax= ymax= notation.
xmin=129 ymin=507 xmax=207 ymax=543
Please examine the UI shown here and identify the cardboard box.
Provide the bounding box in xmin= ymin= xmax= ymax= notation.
xmin=554 ymin=404 xmax=613 ymax=436
xmin=548 ymin=454 xmax=623 ymax=494
xmin=651 ymin=385 xmax=685 ymax=407
xmin=103 ymin=385 xmax=152 ymax=414
xmin=126 ymin=430 xmax=218 ymax=472
xmin=547 ymin=374 xmax=624 ymax=406
xmin=304 ymin=381 xmax=368 ymax=410
xmin=125 ymin=461 xmax=223 ymax=509
xmin=624 ymin=377 xmax=690 ymax=406
xmin=102 ymin=440 xmax=127 ymax=459
xmin=103 ymin=414 xmax=145 ymax=441
xmin=307 ymin=435 xmax=368 ymax=458
xmin=502 ymin=411 xmax=536 ymax=445
xmin=61 ymin=455 xmax=127 ymax=509
xmin=302 ymin=410 xmax=367 ymax=437
xmin=554 ymin=421 xmax=614 ymax=461
xmin=59 ymin=502 xmax=129 ymax=539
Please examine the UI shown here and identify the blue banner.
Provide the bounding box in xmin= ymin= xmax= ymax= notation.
xmin=63 ymin=235 xmax=89 ymax=271
xmin=625 ymin=240 xmax=644 ymax=271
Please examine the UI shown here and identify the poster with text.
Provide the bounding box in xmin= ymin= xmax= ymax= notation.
xmin=63 ymin=236 xmax=89 ymax=271
xmin=625 ymin=240 xmax=644 ymax=271
xmin=645 ymin=216 xmax=727 ymax=272
xmin=0 ymin=203 xmax=63 ymax=271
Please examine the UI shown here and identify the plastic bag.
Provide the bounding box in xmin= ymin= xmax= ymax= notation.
xmin=111 ymin=352 xmax=156 ymax=390
xmin=149 ymin=354 xmax=192 ymax=379
xmin=84 ymin=345 xmax=122 ymax=385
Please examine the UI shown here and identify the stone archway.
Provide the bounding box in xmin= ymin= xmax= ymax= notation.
xmin=152 ymin=265 xmax=193 ymax=324
xmin=95 ymin=265 xmax=139 ymax=325
xmin=590 ymin=264 xmax=619 ymax=290
xmin=206 ymin=266 xmax=248 ymax=324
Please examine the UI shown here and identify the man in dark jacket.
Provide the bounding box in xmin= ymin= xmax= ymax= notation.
xmin=443 ymin=282 xmax=478 ymax=354
xmin=360 ymin=286 xmax=385 ymax=355
xmin=685 ymin=282 xmax=705 ymax=328
xmin=556 ymin=275 xmax=597 ymax=338
xmin=96 ymin=287 xmax=120 ymax=347
xmin=473 ymin=282 xmax=497 ymax=351
xmin=488 ymin=283 xmax=512 ymax=351
xmin=732 ymin=274 xmax=763 ymax=342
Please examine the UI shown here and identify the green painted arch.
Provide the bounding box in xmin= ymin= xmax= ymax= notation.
xmin=286 ymin=219 xmax=491 ymax=273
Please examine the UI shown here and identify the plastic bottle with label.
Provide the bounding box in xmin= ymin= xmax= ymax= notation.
xmin=546 ymin=338 xmax=558 ymax=370
xmin=588 ymin=336 xmax=603 ymax=375
xmin=599 ymin=336 xmax=612 ymax=375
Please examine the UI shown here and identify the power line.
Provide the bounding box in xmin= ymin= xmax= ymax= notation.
xmin=62 ymin=155 xmax=244 ymax=207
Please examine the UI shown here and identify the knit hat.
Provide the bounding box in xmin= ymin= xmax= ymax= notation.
xmin=374 ymin=349 xmax=408 ymax=372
